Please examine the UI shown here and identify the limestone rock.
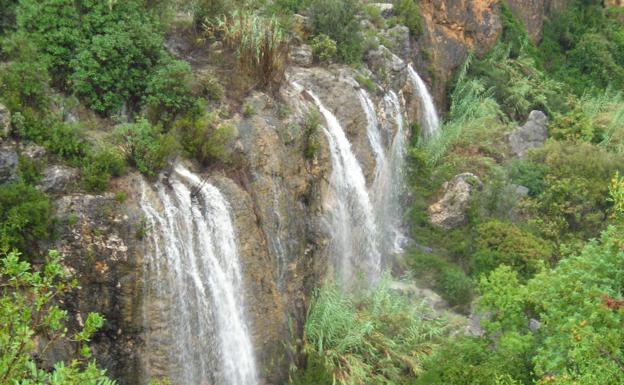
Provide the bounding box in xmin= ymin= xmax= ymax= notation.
xmin=380 ymin=25 xmax=411 ymax=60
xmin=428 ymin=173 xmax=482 ymax=229
xmin=371 ymin=3 xmax=394 ymax=17
xmin=365 ymin=45 xmax=408 ymax=91
xmin=0 ymin=142 xmax=18 ymax=184
xmin=509 ymin=110 xmax=548 ymax=159
xmin=289 ymin=44 xmax=313 ymax=67
xmin=0 ymin=103 xmax=10 ymax=138
xmin=39 ymin=165 xmax=79 ymax=193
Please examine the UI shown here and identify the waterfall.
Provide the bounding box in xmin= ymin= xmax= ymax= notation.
xmin=381 ymin=91 xmax=409 ymax=252
xmin=297 ymin=84 xmax=381 ymax=286
xmin=358 ymin=89 xmax=408 ymax=256
xmin=407 ymin=64 xmax=440 ymax=138
xmin=140 ymin=165 xmax=258 ymax=385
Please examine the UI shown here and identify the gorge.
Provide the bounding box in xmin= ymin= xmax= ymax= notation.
xmin=3 ymin=1 xmax=624 ymax=384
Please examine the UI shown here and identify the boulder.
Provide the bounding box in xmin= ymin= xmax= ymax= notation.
xmin=39 ymin=165 xmax=79 ymax=193
xmin=371 ymin=3 xmax=394 ymax=17
xmin=365 ymin=45 xmax=408 ymax=91
xmin=509 ymin=110 xmax=548 ymax=159
xmin=380 ymin=25 xmax=411 ymax=60
xmin=428 ymin=173 xmax=482 ymax=229
xmin=289 ymin=44 xmax=313 ymax=67
xmin=0 ymin=142 xmax=18 ymax=184
xmin=0 ymin=104 xmax=10 ymax=138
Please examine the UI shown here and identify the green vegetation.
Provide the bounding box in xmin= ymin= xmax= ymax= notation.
xmin=0 ymin=250 xmax=114 ymax=384
xmin=307 ymin=0 xmax=362 ymax=63
xmin=0 ymin=182 xmax=50 ymax=252
xmin=295 ymin=280 xmax=447 ymax=385
xmin=114 ymin=119 xmax=178 ymax=177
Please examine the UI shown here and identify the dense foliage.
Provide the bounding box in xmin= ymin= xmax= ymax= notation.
xmin=0 ymin=250 xmax=114 ymax=384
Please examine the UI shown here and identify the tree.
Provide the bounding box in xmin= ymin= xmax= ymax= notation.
xmin=0 ymin=250 xmax=115 ymax=384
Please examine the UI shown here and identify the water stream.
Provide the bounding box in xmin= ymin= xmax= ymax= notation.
xmin=140 ymin=165 xmax=258 ymax=385
xmin=407 ymin=64 xmax=440 ymax=138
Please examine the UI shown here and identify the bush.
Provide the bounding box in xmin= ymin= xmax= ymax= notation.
xmin=550 ymin=102 xmax=603 ymax=143
xmin=82 ymin=145 xmax=126 ymax=192
xmin=507 ymin=160 xmax=548 ymax=197
xmin=0 ymin=33 xmax=50 ymax=110
xmin=0 ymin=250 xmax=114 ymax=384
xmin=310 ymin=34 xmax=337 ymax=63
xmin=302 ymin=111 xmax=321 ymax=159
xmin=409 ymin=251 xmax=473 ymax=309
xmin=470 ymin=220 xmax=552 ymax=279
xmin=394 ymin=0 xmax=422 ymax=36
xmin=0 ymin=182 xmax=51 ymax=252
xmin=114 ymin=119 xmax=178 ymax=177
xmin=17 ymin=155 xmax=43 ymax=185
xmin=173 ymin=113 xmax=233 ymax=166
xmin=145 ymin=59 xmax=197 ymax=125
xmin=527 ymin=140 xmax=624 ymax=240
xmin=195 ymin=71 xmax=225 ymax=102
xmin=307 ymin=0 xmax=362 ymax=63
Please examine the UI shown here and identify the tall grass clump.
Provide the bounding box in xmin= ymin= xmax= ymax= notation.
xmin=210 ymin=10 xmax=289 ymax=87
xmin=422 ymin=55 xmax=504 ymax=166
xmin=296 ymin=279 xmax=448 ymax=385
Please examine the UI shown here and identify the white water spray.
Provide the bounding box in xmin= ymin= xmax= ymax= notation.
xmin=297 ymin=84 xmax=381 ymax=285
xmin=140 ymin=165 xmax=258 ymax=385
xmin=407 ymin=64 xmax=440 ymax=138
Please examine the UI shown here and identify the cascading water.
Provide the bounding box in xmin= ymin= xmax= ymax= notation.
xmin=295 ymin=83 xmax=381 ymax=286
xmin=407 ymin=64 xmax=440 ymax=138
xmin=358 ymin=89 xmax=408 ymax=256
xmin=140 ymin=165 xmax=258 ymax=385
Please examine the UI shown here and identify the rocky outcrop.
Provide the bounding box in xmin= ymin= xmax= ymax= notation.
xmin=43 ymin=178 xmax=145 ymax=384
xmin=0 ymin=141 xmax=18 ymax=184
xmin=289 ymin=44 xmax=313 ymax=67
xmin=428 ymin=173 xmax=482 ymax=229
xmin=509 ymin=110 xmax=548 ymax=158
xmin=414 ymin=0 xmax=502 ymax=107
xmin=0 ymin=103 xmax=10 ymax=138
xmin=40 ymin=165 xmax=79 ymax=193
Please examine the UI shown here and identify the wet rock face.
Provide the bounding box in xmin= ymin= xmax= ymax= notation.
xmin=45 ymin=178 xmax=145 ymax=385
xmin=415 ymin=0 xmax=502 ymax=106
xmin=428 ymin=173 xmax=482 ymax=229
xmin=509 ymin=110 xmax=548 ymax=159
xmin=211 ymin=175 xmax=290 ymax=384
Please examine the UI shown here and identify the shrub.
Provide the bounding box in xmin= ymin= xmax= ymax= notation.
xmin=0 ymin=182 xmax=51 ymax=252
xmin=0 ymin=0 xmax=18 ymax=33
xmin=17 ymin=155 xmax=43 ymax=185
xmin=195 ymin=71 xmax=225 ymax=102
xmin=0 ymin=250 xmax=114 ymax=384
xmin=70 ymin=11 xmax=164 ymax=114
xmin=409 ymin=251 xmax=474 ymax=309
xmin=173 ymin=113 xmax=233 ymax=166
xmin=0 ymin=33 xmax=50 ymax=110
xmin=82 ymin=145 xmax=126 ymax=192
xmin=114 ymin=119 xmax=178 ymax=177
xmin=302 ymin=111 xmax=321 ymax=159
xmin=394 ymin=0 xmax=422 ymax=36
xmin=550 ymin=102 xmax=604 ymax=143
xmin=507 ymin=160 xmax=548 ymax=197
xmin=307 ymin=0 xmax=362 ymax=63
xmin=15 ymin=0 xmax=81 ymax=82
xmin=470 ymin=220 xmax=552 ymax=279
xmin=310 ymin=34 xmax=337 ymax=63
xmin=145 ymin=59 xmax=197 ymax=125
